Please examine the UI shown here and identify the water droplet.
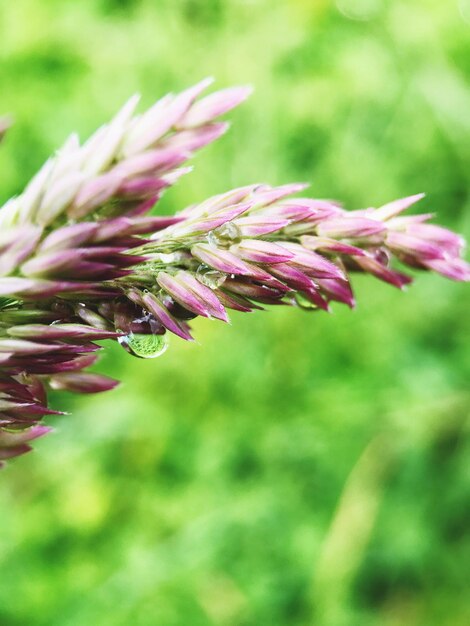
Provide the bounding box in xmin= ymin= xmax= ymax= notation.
xmin=207 ymin=231 xmax=218 ymax=247
xmin=158 ymin=252 xmax=177 ymax=264
xmin=196 ymin=265 xmax=226 ymax=289
xmin=207 ymin=222 xmax=241 ymax=246
xmin=295 ymin=293 xmax=319 ymax=311
xmin=118 ymin=331 xmax=169 ymax=359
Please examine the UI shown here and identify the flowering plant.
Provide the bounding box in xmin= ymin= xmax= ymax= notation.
xmin=0 ymin=79 xmax=468 ymax=465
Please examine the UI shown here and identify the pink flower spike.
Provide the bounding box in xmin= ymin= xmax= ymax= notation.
xmin=0 ymin=445 xmax=33 ymax=461
xmin=300 ymin=235 xmax=366 ymax=257
xmin=297 ymin=287 xmax=330 ymax=311
xmin=424 ymin=257 xmax=470 ymax=281
xmin=386 ymin=231 xmax=446 ymax=261
xmin=160 ymin=166 xmax=194 ymax=186
xmin=317 ymin=217 xmax=386 ymax=240
xmin=179 ymin=185 xmax=259 ymax=218
xmin=315 ymin=278 xmax=356 ymax=308
xmin=125 ymin=215 xmax=184 ymax=234
xmin=191 ymin=244 xmax=252 ymax=275
xmin=70 ymin=171 xmax=123 ymax=218
xmin=385 ymin=213 xmax=435 ymax=229
xmin=374 ymin=193 xmax=425 ymax=221
xmin=172 ymin=202 xmax=251 ymax=237
xmin=273 ymin=199 xmax=343 ymax=224
xmin=267 ymin=263 xmax=316 ymax=291
xmin=0 ymin=425 xmax=52 ymax=448
xmin=222 ymin=278 xmax=285 ymax=301
xmin=119 ymin=176 xmax=169 ymax=199
xmin=114 ymin=148 xmax=189 ymax=178
xmin=141 ymin=291 xmax=194 ymax=341
xmin=278 ymin=243 xmax=346 ymax=280
xmin=7 ymin=324 xmax=118 ymax=341
xmin=182 ymin=272 xmax=229 ymax=322
xmin=0 ymin=227 xmax=43 ymax=276
xmin=180 ymin=85 xmax=253 ymax=128
xmin=406 ymin=223 xmax=465 ymax=256
xmin=157 ymin=271 xmax=228 ymax=321
xmin=261 ymin=202 xmax=317 ymax=222
xmin=0 ymin=78 xmax=469 ymax=468
xmin=50 ymin=373 xmax=119 ymax=394
xmin=122 ymin=78 xmax=214 ymax=156
xmin=40 ymin=223 xmax=99 ymax=252
xmin=354 ymin=255 xmax=413 ymax=289
xmin=251 ymin=183 xmax=309 ymax=206
xmin=213 ymin=290 xmax=255 ymax=313
xmin=163 ymin=122 xmax=229 ymax=152
xmin=231 ymin=239 xmax=294 ymax=264
xmin=234 ymin=215 xmax=290 ymax=237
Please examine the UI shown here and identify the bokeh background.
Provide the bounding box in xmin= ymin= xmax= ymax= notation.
xmin=0 ymin=1 xmax=469 ymax=625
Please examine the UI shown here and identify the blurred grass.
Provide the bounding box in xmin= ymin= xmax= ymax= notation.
xmin=0 ymin=1 xmax=469 ymax=625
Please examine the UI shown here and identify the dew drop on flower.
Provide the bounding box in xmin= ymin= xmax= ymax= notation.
xmin=196 ymin=265 xmax=226 ymax=289
xmin=294 ymin=292 xmax=319 ymax=311
xmin=207 ymin=222 xmax=241 ymax=246
xmin=118 ymin=331 xmax=169 ymax=359
xmin=157 ymin=252 xmax=177 ymax=264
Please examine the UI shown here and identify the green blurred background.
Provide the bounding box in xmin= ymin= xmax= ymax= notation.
xmin=0 ymin=1 xmax=469 ymax=625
